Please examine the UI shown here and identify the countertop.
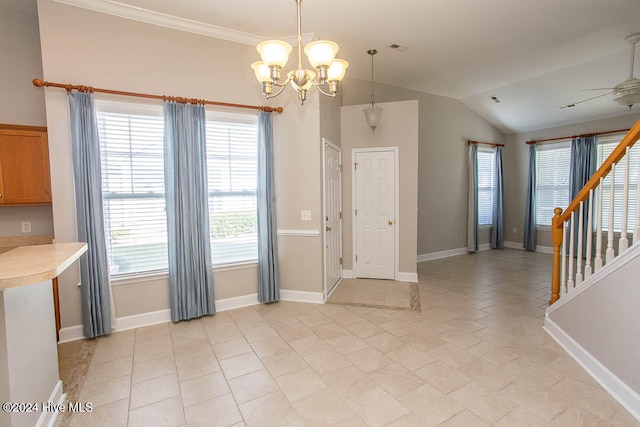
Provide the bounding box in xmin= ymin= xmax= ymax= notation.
xmin=0 ymin=243 xmax=87 ymax=289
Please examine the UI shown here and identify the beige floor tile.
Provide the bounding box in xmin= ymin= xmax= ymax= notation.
xmin=91 ymin=342 xmax=135 ymax=365
xmin=172 ymin=338 xmax=214 ymax=362
xmin=261 ymin=349 xmax=308 ymax=378
xmin=303 ymin=349 xmax=352 ymax=376
xmin=494 ymin=407 xmax=550 ymax=426
xmin=368 ymin=364 xmax=425 ymax=398
xmin=288 ymin=334 xmax=333 ymax=357
xmin=385 ymin=413 xmax=430 ymax=426
xmin=206 ymin=324 xmax=244 ymax=345
xmin=326 ymin=334 xmax=369 ymax=355
xmin=238 ymin=391 xmax=300 ymax=427
xmin=275 ymin=366 xmax=329 ymax=402
xmin=386 ymin=343 xmax=435 ymax=371
xmin=219 ymin=352 xmax=264 ymax=379
xmin=458 ymin=358 xmax=515 ymax=391
xmin=78 ymin=375 xmax=131 ymax=408
xmin=228 ymin=369 xmax=279 ymax=404
xmin=212 ymin=337 xmax=252 ymax=360
xmin=184 ymin=393 xmax=243 ymax=427
xmin=127 ymin=396 xmax=185 ymax=427
xmin=414 ymin=360 xmax=472 ymax=395
xmin=440 ymin=409 xmax=491 ymax=426
xmin=274 ymin=323 xmax=315 ymax=342
xmin=549 ymin=376 xmax=622 ymax=420
xmin=345 ymin=320 xmax=384 ymax=338
xmin=550 ymin=406 xmax=611 ymax=426
xmin=437 ymin=328 xmax=482 ymax=349
xmin=400 ymin=383 xmax=465 ymax=425
xmin=344 ymin=386 xmax=411 ymax=427
xmin=133 ymin=340 xmax=174 ymax=364
xmin=502 ymin=356 xmax=563 ymax=389
xmin=241 ymin=324 xmax=279 ymax=343
xmin=132 ymin=355 xmax=177 ymax=384
xmin=68 ymin=398 xmax=129 ymax=427
xmin=175 ymin=352 xmax=220 ymax=382
xmin=466 ymin=340 xmax=520 ymax=367
xmin=364 ymin=332 xmax=406 ymax=353
xmin=180 ymin=371 xmax=230 ymax=408
xmin=496 ymin=378 xmax=570 ymax=422
xmin=292 ymin=388 xmax=358 ymax=425
xmin=129 ymin=373 xmax=181 ymax=410
xmin=321 ymin=365 xmax=378 ymax=400
xmin=249 ymin=335 xmax=291 ymax=359
xmin=310 ymin=322 xmax=351 ymax=340
xmin=449 ymin=382 xmax=519 ymax=423
xmin=428 ymin=343 xmax=478 ymax=368
xmin=83 ymin=356 xmax=132 ymax=386
xmin=330 ymin=310 xmax=365 ymax=326
xmin=345 ymin=347 xmax=393 ymax=373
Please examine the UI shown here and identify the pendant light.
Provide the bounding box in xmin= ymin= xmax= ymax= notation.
xmin=363 ymin=49 xmax=383 ymax=131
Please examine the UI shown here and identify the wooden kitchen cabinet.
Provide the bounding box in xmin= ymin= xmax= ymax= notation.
xmin=0 ymin=124 xmax=52 ymax=205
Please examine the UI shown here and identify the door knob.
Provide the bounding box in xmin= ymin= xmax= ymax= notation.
xmin=388 ymin=220 xmax=393 ymax=225
xmin=326 ymin=226 xmax=332 ymax=231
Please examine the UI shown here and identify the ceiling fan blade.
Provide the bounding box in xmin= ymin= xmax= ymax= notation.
xmin=557 ymin=91 xmax=613 ymax=109
xmin=581 ymin=87 xmax=615 ymax=91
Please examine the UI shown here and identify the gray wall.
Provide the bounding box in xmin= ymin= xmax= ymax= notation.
xmin=342 ymin=77 xmax=505 ymax=255
xmin=504 ymin=113 xmax=640 ymax=248
xmin=0 ymin=5 xmax=54 ymax=238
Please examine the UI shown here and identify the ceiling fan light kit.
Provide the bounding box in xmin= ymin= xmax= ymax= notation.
xmin=613 ymin=33 xmax=640 ymax=109
xmin=251 ymin=0 xmax=349 ymax=105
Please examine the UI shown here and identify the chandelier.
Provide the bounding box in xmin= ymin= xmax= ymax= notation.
xmin=251 ymin=0 xmax=349 ymax=105
xmin=363 ymin=49 xmax=383 ymax=131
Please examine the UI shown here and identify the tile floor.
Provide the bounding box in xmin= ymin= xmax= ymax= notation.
xmin=326 ymin=278 xmax=418 ymax=311
xmin=56 ymin=249 xmax=640 ymax=426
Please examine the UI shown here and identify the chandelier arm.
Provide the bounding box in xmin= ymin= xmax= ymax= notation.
xmin=272 ymin=76 xmax=292 ymax=88
xmin=266 ymin=83 xmax=289 ymax=99
xmin=313 ymin=83 xmax=337 ymax=98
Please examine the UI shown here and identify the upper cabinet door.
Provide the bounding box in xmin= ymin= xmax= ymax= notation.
xmin=0 ymin=126 xmax=52 ymax=205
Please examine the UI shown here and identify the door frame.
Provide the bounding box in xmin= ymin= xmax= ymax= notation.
xmin=351 ymin=147 xmax=400 ymax=280
xmin=322 ymin=138 xmax=343 ymax=300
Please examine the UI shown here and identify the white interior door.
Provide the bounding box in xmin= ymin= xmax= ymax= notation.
xmin=354 ymin=150 xmax=396 ymax=279
xmin=324 ymin=140 xmax=342 ymax=295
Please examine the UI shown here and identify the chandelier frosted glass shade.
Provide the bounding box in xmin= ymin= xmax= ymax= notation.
xmin=304 ymin=41 xmax=339 ymax=68
xmin=364 ymin=106 xmax=383 ymax=131
xmin=256 ymin=40 xmax=292 ymax=68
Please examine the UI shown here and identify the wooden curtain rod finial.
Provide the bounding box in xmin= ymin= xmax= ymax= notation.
xmin=32 ymin=78 xmax=45 ymax=88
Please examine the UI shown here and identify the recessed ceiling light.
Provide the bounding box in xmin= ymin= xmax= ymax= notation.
xmin=388 ymin=44 xmax=409 ymax=52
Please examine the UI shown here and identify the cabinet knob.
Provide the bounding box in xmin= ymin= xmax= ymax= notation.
xmin=0 ymin=193 xmax=3 ymax=198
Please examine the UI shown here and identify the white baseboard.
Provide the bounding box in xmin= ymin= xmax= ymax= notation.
xmin=397 ymin=272 xmax=418 ymax=282
xmin=36 ymin=380 xmax=65 ymax=427
xmin=342 ymin=269 xmax=354 ymax=279
xmin=280 ymin=289 xmax=325 ymax=304
xmin=418 ymin=247 xmax=469 ymax=262
xmin=504 ymin=241 xmax=523 ymax=250
xmin=59 ymin=289 xmax=325 ymax=342
xmin=544 ymin=316 xmax=640 ymax=421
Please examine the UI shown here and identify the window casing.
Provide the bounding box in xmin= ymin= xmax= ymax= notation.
xmin=477 ymin=149 xmax=495 ymax=226
xmin=96 ymin=101 xmax=259 ymax=278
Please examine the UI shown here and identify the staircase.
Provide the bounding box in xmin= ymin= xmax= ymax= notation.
xmin=543 ymin=118 xmax=640 ymax=420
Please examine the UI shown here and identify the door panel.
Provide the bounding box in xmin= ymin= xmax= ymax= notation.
xmin=354 ymin=150 xmax=395 ymax=279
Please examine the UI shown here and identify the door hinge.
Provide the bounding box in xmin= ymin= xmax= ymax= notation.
xmin=339 ymin=211 xmax=342 ymax=219
xmin=339 ymin=164 xmax=343 ymax=172
xmin=355 ymin=209 xmax=358 ymax=216
xmin=354 ymin=162 xmax=358 ymax=170
xmin=355 ymin=254 xmax=358 ymax=262
xmin=339 ymin=257 xmax=342 ymax=265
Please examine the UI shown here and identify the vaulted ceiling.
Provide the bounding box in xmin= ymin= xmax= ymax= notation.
xmin=5 ymin=0 xmax=640 ymax=133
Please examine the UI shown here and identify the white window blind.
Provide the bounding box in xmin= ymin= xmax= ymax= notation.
xmin=597 ymin=134 xmax=639 ymax=232
xmin=477 ymin=149 xmax=494 ymax=226
xmin=96 ymin=108 xmax=167 ymax=276
xmin=205 ymin=115 xmax=258 ymax=265
xmin=536 ymin=142 xmax=571 ymax=226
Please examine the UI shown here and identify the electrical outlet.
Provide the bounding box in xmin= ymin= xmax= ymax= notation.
xmin=21 ymin=222 xmax=31 ymax=233
xmin=300 ymin=210 xmax=311 ymax=221
xmin=512 ymin=227 xmax=517 ymax=234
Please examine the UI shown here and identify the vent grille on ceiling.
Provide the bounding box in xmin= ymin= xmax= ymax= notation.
xmin=388 ymin=44 xmax=409 ymax=52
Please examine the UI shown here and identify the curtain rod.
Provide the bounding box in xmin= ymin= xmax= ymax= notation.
xmin=525 ymin=128 xmax=630 ymax=145
xmin=467 ymin=140 xmax=505 ymax=147
xmin=32 ymin=78 xmax=283 ymax=114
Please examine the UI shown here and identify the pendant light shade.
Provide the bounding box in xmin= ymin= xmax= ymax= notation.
xmin=363 ymin=49 xmax=382 ymax=131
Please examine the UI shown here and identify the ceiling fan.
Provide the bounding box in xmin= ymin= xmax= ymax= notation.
xmin=558 ymin=33 xmax=640 ymax=110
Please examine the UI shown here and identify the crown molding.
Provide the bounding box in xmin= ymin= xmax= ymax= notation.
xmin=52 ymin=0 xmax=315 ymax=46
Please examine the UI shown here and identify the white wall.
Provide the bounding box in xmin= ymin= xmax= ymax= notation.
xmin=0 ymin=5 xmax=54 ymax=238
xmin=36 ymin=0 xmax=326 ymax=329
xmin=342 ymin=78 xmax=505 ymax=256
xmin=341 ymin=100 xmax=418 ymax=275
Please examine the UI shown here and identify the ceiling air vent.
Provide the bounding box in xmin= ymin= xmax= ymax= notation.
xmin=558 ymin=104 xmax=577 ymax=110
xmin=490 ymin=96 xmax=501 ymax=104
xmin=388 ymin=43 xmax=409 ymax=52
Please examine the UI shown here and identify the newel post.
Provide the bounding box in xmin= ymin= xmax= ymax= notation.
xmin=550 ymin=207 xmax=563 ymax=305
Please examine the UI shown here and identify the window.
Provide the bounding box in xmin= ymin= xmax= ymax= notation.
xmin=206 ymin=113 xmax=258 ymax=264
xmin=597 ymin=134 xmax=639 ymax=232
xmin=535 ymin=141 xmax=571 ymax=226
xmin=96 ymin=102 xmax=259 ymax=277
xmin=477 ymin=149 xmax=495 ymax=226
xmin=97 ymin=105 xmax=167 ymax=276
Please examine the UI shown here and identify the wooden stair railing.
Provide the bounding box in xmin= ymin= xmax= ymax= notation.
xmin=550 ymin=118 xmax=640 ymax=305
